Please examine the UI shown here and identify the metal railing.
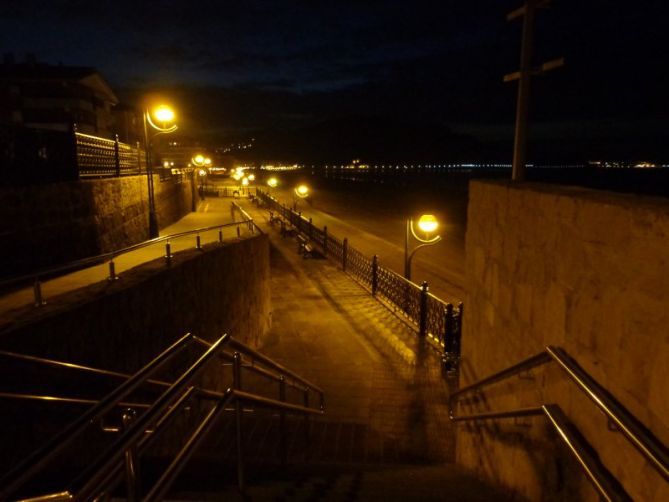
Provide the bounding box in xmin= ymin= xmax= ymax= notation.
xmin=0 ymin=332 xmax=325 ymax=501
xmin=75 ymin=132 xmax=145 ymax=178
xmin=449 ymin=345 xmax=669 ymax=501
xmin=0 ymin=204 xmax=262 ymax=308
xmin=256 ymin=190 xmax=463 ymax=371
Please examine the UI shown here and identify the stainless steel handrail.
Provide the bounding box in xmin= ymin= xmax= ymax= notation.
xmin=450 ymin=345 xmax=669 ymax=492
xmin=195 ymin=336 xmax=325 ymax=398
xmin=0 ymin=391 xmax=151 ymax=409
xmin=231 ymin=201 xmax=264 ymax=235
xmin=4 ymin=332 xmax=327 ymax=500
xmin=454 ymin=403 xmax=631 ymax=501
xmin=0 ymin=333 xmax=196 ymax=499
xmin=0 ymin=219 xmax=257 ymax=290
xmin=144 ymin=388 xmax=325 ymax=502
xmin=0 ymin=349 xmax=174 ymax=389
xmin=72 ymin=333 xmax=231 ymax=500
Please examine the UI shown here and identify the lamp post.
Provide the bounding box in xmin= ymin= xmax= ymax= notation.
xmin=293 ymin=184 xmax=309 ymax=211
xmin=404 ymin=214 xmax=441 ymax=281
xmin=143 ymin=104 xmax=177 ymax=238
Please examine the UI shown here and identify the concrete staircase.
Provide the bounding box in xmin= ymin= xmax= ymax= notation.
xmin=152 ymin=413 xmax=507 ymax=501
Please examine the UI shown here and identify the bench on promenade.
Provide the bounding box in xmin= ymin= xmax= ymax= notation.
xmin=280 ymin=219 xmax=296 ymax=237
xmin=268 ymin=211 xmax=281 ymax=226
xmin=296 ymin=234 xmax=314 ymax=258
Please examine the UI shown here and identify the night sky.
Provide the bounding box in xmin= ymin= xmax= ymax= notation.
xmin=1 ymin=1 xmax=667 ymax=162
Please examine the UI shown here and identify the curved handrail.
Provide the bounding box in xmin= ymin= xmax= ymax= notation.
xmin=450 ymin=345 xmax=669 ymax=484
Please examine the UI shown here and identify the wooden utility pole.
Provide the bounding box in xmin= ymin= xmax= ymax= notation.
xmin=505 ymin=0 xmax=564 ymax=181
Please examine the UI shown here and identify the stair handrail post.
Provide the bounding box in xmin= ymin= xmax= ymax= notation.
xmin=33 ymin=277 xmax=46 ymax=307
xmin=232 ymin=352 xmax=245 ymax=490
xmin=122 ymin=408 xmax=140 ymax=502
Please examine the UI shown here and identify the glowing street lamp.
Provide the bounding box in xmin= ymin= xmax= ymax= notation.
xmin=293 ymin=184 xmax=309 ymax=210
xmin=404 ymin=214 xmax=441 ymax=281
xmin=266 ymin=177 xmax=278 ymax=197
xmin=143 ymin=104 xmax=178 ymax=237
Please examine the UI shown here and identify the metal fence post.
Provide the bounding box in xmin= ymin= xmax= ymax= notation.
xmin=419 ymin=281 xmax=428 ymax=337
xmin=233 ymin=352 xmax=245 ymax=490
xmin=122 ymin=408 xmax=140 ymax=502
xmin=342 ymin=238 xmax=348 ymax=272
xmin=443 ymin=303 xmax=455 ymax=373
xmin=371 ymin=255 xmax=379 ymax=296
xmin=114 ymin=134 xmax=121 ymax=177
xmin=323 ymin=226 xmax=328 ymax=256
xmin=455 ymin=302 xmax=464 ymax=360
xmin=136 ymin=141 xmax=142 ymax=173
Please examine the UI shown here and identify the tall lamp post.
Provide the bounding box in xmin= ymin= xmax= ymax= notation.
xmin=404 ymin=214 xmax=441 ymax=281
xmin=143 ymin=104 xmax=177 ymax=238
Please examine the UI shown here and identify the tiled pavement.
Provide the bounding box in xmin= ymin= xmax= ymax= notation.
xmin=239 ymin=199 xmax=455 ymax=464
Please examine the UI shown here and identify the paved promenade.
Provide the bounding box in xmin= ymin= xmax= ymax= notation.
xmin=0 ymin=198 xmax=243 ymax=324
xmin=239 ymin=198 xmax=455 ymax=464
xmin=0 ymin=194 xmax=505 ymax=498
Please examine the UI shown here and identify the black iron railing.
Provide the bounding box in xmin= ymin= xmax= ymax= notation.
xmin=256 ymin=190 xmax=463 ymax=372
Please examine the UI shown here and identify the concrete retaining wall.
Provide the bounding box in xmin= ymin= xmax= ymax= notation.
xmin=0 ymin=233 xmax=271 ymax=473
xmin=460 ymin=180 xmax=669 ymax=501
xmin=0 ymin=174 xmax=194 ymax=278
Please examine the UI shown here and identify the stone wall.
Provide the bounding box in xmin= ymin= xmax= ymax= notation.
xmin=0 ymin=174 xmax=194 ymax=278
xmin=460 ymin=180 xmax=669 ymax=501
xmin=0 ymin=233 xmax=271 ymax=473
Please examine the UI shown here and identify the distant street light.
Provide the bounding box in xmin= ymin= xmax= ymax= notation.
xmin=192 ymin=154 xmax=211 ymax=201
xmin=143 ymin=104 xmax=178 ymax=238
xmin=293 ymin=184 xmax=309 ymax=210
xmin=404 ymin=214 xmax=441 ymax=281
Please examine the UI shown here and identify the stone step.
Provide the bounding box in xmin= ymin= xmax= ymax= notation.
xmin=166 ymin=463 xmax=508 ymax=501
